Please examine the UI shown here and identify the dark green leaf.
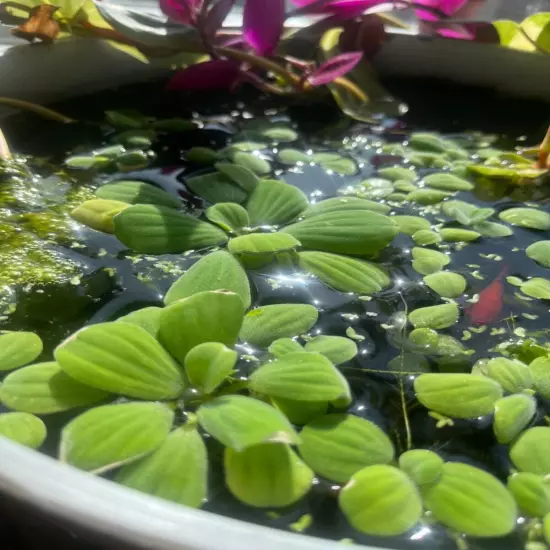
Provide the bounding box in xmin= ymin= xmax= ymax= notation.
xmin=186 ymin=172 xmax=248 ymax=204
xmin=96 ymin=181 xmax=180 ymax=208
xmin=215 ymin=162 xmax=259 ymax=193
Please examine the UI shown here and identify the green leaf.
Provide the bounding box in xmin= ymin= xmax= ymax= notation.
xmin=282 ymin=211 xmax=397 ymax=256
xmin=114 ymin=205 xmax=228 ymax=254
xmin=508 ymin=473 xmax=550 ymax=517
xmin=205 ymin=202 xmax=249 ymax=233
xmin=469 ymin=208 xmax=496 ymax=224
xmin=61 ymin=402 xmax=174 ymax=473
xmin=228 ymin=233 xmax=300 ymax=268
xmin=232 ymin=152 xmax=271 ymax=176
xmin=0 ymin=412 xmax=46 ymax=449
xmin=268 ymin=338 xmax=303 ymax=357
xmin=116 ymin=425 xmax=207 ymax=508
xmin=484 ymin=357 xmax=532 ymax=393
xmin=511 ymin=427 xmax=550 ymax=475
xmin=407 ymin=328 xmax=440 ymax=353
xmin=493 ymin=394 xmax=536 ymax=444
xmin=414 ymin=373 xmax=503 ymax=418
xmin=436 ymin=335 xmax=470 ymax=357
xmin=96 ymin=181 xmax=180 ymax=208
xmin=398 ymin=449 xmax=444 ymax=487
xmin=304 ymin=197 xmax=390 ymax=217
xmin=440 ymin=228 xmax=481 ymax=242
xmin=215 ymin=162 xmax=259 ymax=193
xmin=499 ymin=208 xmax=550 ymax=230
xmin=72 ymin=199 xmax=129 ymax=234
xmin=424 ymin=272 xmax=467 ymax=299
xmin=116 ymin=150 xmax=151 ymax=172
xmin=412 ymin=247 xmax=451 ymax=275
xmin=160 ymin=290 xmax=244 ymax=364
xmin=412 ymin=230 xmax=442 ymax=246
xmin=298 ymin=251 xmax=390 ymax=294
xmin=225 ymin=443 xmax=313 ymax=507
xmin=278 ymin=149 xmax=310 ymax=165
xmin=0 ymin=331 xmax=43 ymax=372
xmin=378 ymin=166 xmax=416 ymax=182
xmin=442 ymin=200 xmax=477 ymax=225
xmin=185 ymin=172 xmax=248 ymax=204
xmin=55 ymin=322 xmax=184 ymax=400
xmin=197 ymin=395 xmax=300 ymax=451
xmin=526 ymin=241 xmax=550 ymax=268
xmin=393 ymin=180 xmax=417 ymax=193
xmin=354 ymin=178 xmax=393 ymax=200
xmin=116 ymin=307 xmax=162 ymax=337
xmin=113 ymin=129 xmax=155 ymax=148
xmin=246 ymin=179 xmax=308 ymax=226
xmin=184 ymin=342 xmax=237 ymax=394
xmin=186 ymin=147 xmax=220 ymax=164
xmin=240 ymin=304 xmax=318 ymax=348
xmin=319 ymin=156 xmax=357 ymax=176
xmin=529 ymin=356 xmax=550 ymax=399
xmin=271 ymin=398 xmax=327 ymax=425
xmin=299 ymin=414 xmax=394 ymax=483
xmin=409 ymin=132 xmax=450 ymax=153
xmin=249 ymin=351 xmax=351 ymax=403
xmin=469 ymin=165 xmax=546 ymax=179
xmin=472 ymin=221 xmax=513 ymax=238
xmin=408 ymin=304 xmax=459 ymax=330
xmin=423 ymin=462 xmax=517 ymax=537
xmin=303 ymin=336 xmax=357 ymax=365
xmin=339 ymin=465 xmax=422 ymax=536
xmin=493 ymin=19 xmax=521 ymax=45
xmin=65 ymin=155 xmax=111 ymax=171
xmin=521 ymin=277 xmax=550 ymax=300
xmin=407 ymin=189 xmax=453 ymax=205
xmin=0 ymin=362 xmax=109 ymax=414
xmin=423 ymin=173 xmax=474 ymax=191
xmin=164 ymin=251 xmax=251 ymax=309
xmin=393 ymin=215 xmax=431 ymax=236
xmin=261 ymin=125 xmax=298 ymax=143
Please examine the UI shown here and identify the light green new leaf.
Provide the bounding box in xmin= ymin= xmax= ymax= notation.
xmin=392 ymin=215 xmax=431 ymax=236
xmin=412 ymin=230 xmax=441 ymax=246
xmin=304 ymin=335 xmax=357 ymax=365
xmin=116 ymin=425 xmax=207 ymax=508
xmin=526 ymin=241 xmax=550 ymax=268
xmin=278 ymin=149 xmax=311 ymax=165
xmin=408 ymin=304 xmax=459 ymax=330
xmin=186 ymin=172 xmax=248 ymax=204
xmin=96 ymin=181 xmax=180 ymax=208
xmin=406 ymin=189 xmax=452 ymax=205
xmin=232 ymin=152 xmax=271 ymax=176
xmin=55 ymin=322 xmax=184 ymax=400
xmin=423 ymin=462 xmax=517 ymax=537
xmin=529 ymin=356 xmax=550 ymax=399
xmin=0 ymin=412 xmax=46 ymax=449
xmin=424 ymin=272 xmax=467 ymax=298
xmin=304 ymin=197 xmax=390 ymax=217
xmin=508 ymin=473 xmax=550 ymax=517
xmin=261 ymin=125 xmax=298 ymax=143
xmin=228 ymin=233 xmax=300 ymax=268
xmin=268 ymin=338 xmax=303 ymax=357
xmin=398 ymin=450 xmax=444 ymax=487
xmin=184 ymin=342 xmax=237 ymax=394
xmin=511 ymin=427 xmax=550 ymax=475
xmin=215 ymin=162 xmax=259 ymax=193
xmin=298 ymin=251 xmax=390 ymax=294
xmin=72 ymin=199 xmax=129 ymax=234
xmin=240 ymin=304 xmax=318 ymax=348
xmin=164 ymin=251 xmax=251 ymax=309
xmin=160 ymin=290 xmax=244 ymax=364
xmin=521 ymin=278 xmax=550 ymax=300
xmin=114 ymin=204 xmax=228 ymax=254
xmin=493 ymin=394 xmax=536 ymax=444
xmin=414 ymin=374 xmax=503 ymax=418
xmin=411 ymin=248 xmax=450 ymax=276
xmin=378 ymin=166 xmax=416 ymax=182
xmin=225 ymin=443 xmax=313 ymax=507
xmin=472 ymin=221 xmax=513 ymax=238
xmin=0 ymin=331 xmax=43 ymax=372
xmin=423 ymin=173 xmax=474 ymax=191
xmin=440 ymin=228 xmax=481 ymax=242
xmin=484 ymin=357 xmax=532 ymax=393
xmin=499 ymin=208 xmax=550 ymax=231
xmin=249 ymin=351 xmax=351 ymax=403
xmin=299 ymin=414 xmax=394 ymax=483
xmin=0 ymin=362 xmax=109 ymax=414
xmin=116 ymin=307 xmax=162 ymax=338
xmin=339 ymin=465 xmax=422 ymax=536
xmin=197 ymin=395 xmax=300 ymax=451
xmin=206 ymin=202 xmax=249 ymax=233
xmin=60 ymin=402 xmax=174 ymax=473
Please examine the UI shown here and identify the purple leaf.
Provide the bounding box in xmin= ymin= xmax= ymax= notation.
xmin=306 ymin=52 xmax=363 ymax=87
xmin=243 ymin=0 xmax=285 ymax=55
xmin=160 ymin=0 xmax=204 ymax=25
xmin=202 ymin=0 xmax=235 ymax=38
xmin=291 ymin=0 xmax=391 ymax=17
xmin=414 ymin=0 xmax=468 ymax=21
xmin=166 ymin=59 xmax=240 ymax=91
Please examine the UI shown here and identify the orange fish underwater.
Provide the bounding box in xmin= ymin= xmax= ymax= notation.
xmin=466 ymin=267 xmax=508 ymax=325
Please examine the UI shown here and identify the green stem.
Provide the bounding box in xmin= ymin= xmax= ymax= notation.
xmin=399 ymin=377 xmax=412 ymax=451
xmin=0 ymin=97 xmax=75 ymax=123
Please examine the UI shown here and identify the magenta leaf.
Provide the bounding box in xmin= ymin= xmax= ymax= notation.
xmin=306 ymin=52 xmax=363 ymax=87
xmin=166 ymin=59 xmax=240 ymax=91
xmin=291 ymin=0 xmax=391 ymax=17
xmin=160 ymin=0 xmax=204 ymax=25
xmin=414 ymin=0 xmax=468 ymax=21
xmin=243 ymin=0 xmax=285 ymax=55
xmin=202 ymin=0 xmax=235 ymax=38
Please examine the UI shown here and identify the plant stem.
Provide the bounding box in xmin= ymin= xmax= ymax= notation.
xmin=332 ymin=77 xmax=369 ymax=102
xmin=399 ymin=377 xmax=412 ymax=451
xmin=0 ymin=127 xmax=11 ymax=160
xmin=0 ymin=97 xmax=75 ymax=123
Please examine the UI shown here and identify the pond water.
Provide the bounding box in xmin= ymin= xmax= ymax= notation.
xmin=1 ymin=79 xmax=550 ymax=550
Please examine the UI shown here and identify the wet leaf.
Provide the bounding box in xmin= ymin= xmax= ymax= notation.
xmin=215 ymin=162 xmax=259 ymax=193
xmin=232 ymin=152 xmax=271 ymax=176
xmin=339 ymin=465 xmax=422 ymax=536
xmin=0 ymin=412 xmax=46 ymax=449
xmin=65 ymin=155 xmax=110 ymax=171
xmin=408 ymin=304 xmax=459 ymax=330
xmin=393 ymin=215 xmax=431 ymax=236
xmin=407 ymin=189 xmax=453 ymax=205
xmin=298 ymin=251 xmax=390 ymax=294
xmin=249 ymin=351 xmax=351 ymax=403
xmin=303 ymin=336 xmax=357 ymax=365
xmin=440 ymin=228 xmax=481 ymax=242
xmin=442 ymin=200 xmax=477 ymax=225
xmin=508 ymin=473 xmax=550 ymax=517
xmin=529 ymin=356 xmax=550 ymax=399
xmin=423 ymin=462 xmax=517 ymax=537
xmin=511 ymin=427 xmax=550 ymax=475
xmin=160 ymin=290 xmax=244 ymax=365
xmin=278 ymin=148 xmax=310 ymax=165
xmin=319 ymin=155 xmax=357 ymax=176
xmin=414 ymin=373 xmax=503 ymax=418
xmin=228 ymin=233 xmax=300 ymax=267
xmin=72 ymin=199 xmax=129 ymax=234
xmin=469 ymin=208 xmax=496 ymax=224
xmin=96 ymin=181 xmax=180 ymax=208
xmin=521 ymin=278 xmax=550 ymax=300
xmin=299 ymin=414 xmax=394 ymax=483
xmin=409 ymin=133 xmax=450 ymax=153
xmin=0 ymin=331 xmax=43 ymax=372
xmin=164 ymin=251 xmax=251 ymax=309
xmin=398 ymin=449 xmax=444 ymax=487
xmin=484 ymin=357 xmax=532 ymax=393
xmin=499 ymin=208 xmax=550 ymax=231
xmin=472 ymin=221 xmax=513 ymax=237
xmin=184 ymin=342 xmax=237 ymax=394
xmin=186 ymin=147 xmax=220 ymax=165
xmin=225 ymin=443 xmax=313 ymax=507
xmin=436 ymin=335 xmax=469 ymax=357
xmin=116 ymin=425 xmax=207 ymax=508
xmin=197 ymin=395 xmax=299 ymax=451
xmin=268 ymin=338 xmax=303 ymax=357
xmin=378 ymin=166 xmax=416 ymax=182
xmin=114 ymin=205 xmax=228 ymax=254
xmin=412 ymin=230 xmax=441 ymax=246
xmin=526 ymin=241 xmax=550 ymax=268
xmin=0 ymin=362 xmax=109 ymax=414
xmin=424 ymin=272 xmax=467 ymax=298
xmin=423 ymin=173 xmax=474 ymax=191
xmin=304 ymin=197 xmax=391 ymax=217
xmin=493 ymin=394 xmax=536 ymax=444
xmin=412 ymin=248 xmax=451 ymax=276
xmin=469 ymin=164 xmax=545 ymax=179
xmin=240 ymin=304 xmax=318 ymax=348
xmin=356 ymin=178 xmax=393 ymax=200
xmin=205 ymin=203 xmax=249 ymax=233
xmin=261 ymin=126 xmax=298 ymax=143
xmin=408 ymin=328 xmax=440 ymax=353
xmin=55 ymin=322 xmax=184 ymax=400
xmin=186 ymin=172 xmax=248 ymax=204
xmin=246 ymin=179 xmax=308 ymax=226
xmin=282 ymin=210 xmax=397 ymax=256
xmin=116 ymin=307 xmax=162 ymax=337
xmin=388 ymin=353 xmax=430 ymax=374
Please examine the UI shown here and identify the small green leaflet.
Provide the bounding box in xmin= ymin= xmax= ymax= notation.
xmin=398 ymin=450 xmax=444 ymax=487
xmin=96 ymin=180 xmax=180 ymax=208
xmin=268 ymin=338 xmax=303 ymax=357
xmin=184 ymin=342 xmax=237 ymax=394
xmin=526 ymin=240 xmax=550 ymax=268
xmin=493 ymin=394 xmax=536 ymax=444
xmin=499 ymin=208 xmax=550 ymax=231
xmin=423 ymin=272 xmax=467 ymax=299
xmin=412 ymin=248 xmax=450 ymax=276
xmin=303 ymin=335 xmax=358 ymax=365
xmin=408 ymin=304 xmax=459 ymax=330
xmin=0 ymin=412 xmax=46 ymax=449
xmin=508 ymin=472 xmax=550 ymax=518
xmin=116 ymin=307 xmax=162 ymax=338
xmin=0 ymin=331 xmax=43 ymax=372
xmin=186 ymin=172 xmax=248 ymax=204
xmin=511 ymin=427 xmax=550 ymax=475
xmin=206 ymin=202 xmax=250 ymax=233
xmin=521 ymin=278 xmax=550 ymax=300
